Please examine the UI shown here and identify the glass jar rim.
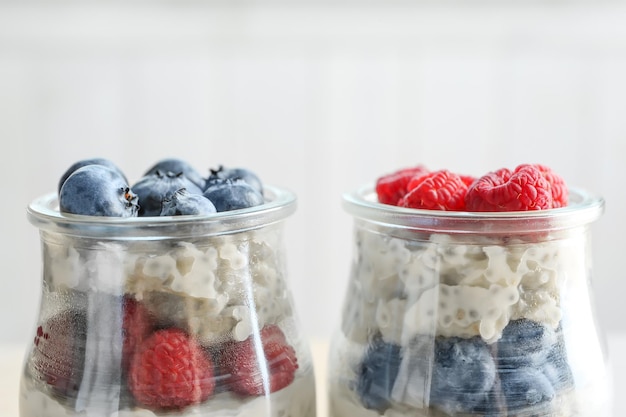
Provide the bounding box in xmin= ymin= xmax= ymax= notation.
xmin=343 ymin=185 xmax=604 ymax=234
xmin=27 ymin=185 xmax=296 ymax=239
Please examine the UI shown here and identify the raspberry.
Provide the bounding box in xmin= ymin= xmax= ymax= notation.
xmin=528 ymin=163 xmax=568 ymax=208
xmin=122 ymin=296 xmax=154 ymax=372
xmin=220 ymin=325 xmax=298 ymax=396
xmin=128 ymin=328 xmax=215 ymax=410
xmin=406 ymin=171 xmax=433 ymax=193
xmin=31 ymin=309 xmax=87 ymax=399
xmin=375 ymin=165 xmax=429 ymax=206
xmin=460 ymin=175 xmax=477 ymax=188
xmin=465 ymin=165 xmax=553 ymax=211
xmin=400 ymin=170 xmax=469 ymax=211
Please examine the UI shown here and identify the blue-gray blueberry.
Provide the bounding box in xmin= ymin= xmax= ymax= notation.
xmin=59 ymin=165 xmax=138 ymax=217
xmin=143 ymin=158 xmax=205 ymax=190
xmin=206 ymin=166 xmax=263 ymax=195
xmin=132 ymin=171 xmax=203 ymax=217
xmin=429 ymin=336 xmax=496 ymax=415
xmin=58 ymin=158 xmax=127 ymax=195
xmin=355 ymin=337 xmax=402 ymax=413
xmin=203 ymin=179 xmax=264 ymax=212
xmin=160 ymin=188 xmax=217 ymax=216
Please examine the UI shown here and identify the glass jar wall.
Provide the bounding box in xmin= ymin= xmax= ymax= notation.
xmin=328 ymin=186 xmax=611 ymax=417
xmin=20 ymin=186 xmax=315 ymax=417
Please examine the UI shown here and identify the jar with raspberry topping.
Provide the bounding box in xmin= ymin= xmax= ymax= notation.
xmin=328 ymin=184 xmax=611 ymax=417
xmin=20 ymin=186 xmax=315 ymax=417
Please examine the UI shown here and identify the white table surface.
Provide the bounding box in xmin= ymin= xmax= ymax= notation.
xmin=2 ymin=335 xmax=624 ymax=417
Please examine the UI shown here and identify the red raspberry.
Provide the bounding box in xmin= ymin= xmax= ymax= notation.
xmin=400 ymin=170 xmax=469 ymax=211
xmin=406 ymin=171 xmax=434 ymax=193
xmin=220 ymin=325 xmax=298 ymax=396
xmin=128 ymin=328 xmax=215 ymax=410
xmin=460 ymin=175 xmax=477 ymax=188
xmin=528 ymin=163 xmax=568 ymax=208
xmin=122 ymin=296 xmax=154 ymax=372
xmin=465 ymin=164 xmax=553 ymax=211
xmin=31 ymin=310 xmax=87 ymax=399
xmin=375 ymin=165 xmax=429 ymax=206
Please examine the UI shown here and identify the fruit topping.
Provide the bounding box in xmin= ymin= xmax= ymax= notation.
xmin=530 ymin=163 xmax=568 ymax=208
xmin=131 ymin=171 xmax=204 ymax=217
xmin=218 ymin=325 xmax=298 ymax=396
xmin=375 ymin=163 xmax=569 ymax=211
xmin=375 ymin=165 xmax=429 ymax=206
xmin=56 ymin=158 xmax=267 ymax=217
xmin=159 ymin=188 xmax=217 ymax=216
xmin=203 ymin=179 xmax=264 ymax=212
xmin=128 ymin=328 xmax=215 ymax=410
xmin=355 ymin=337 xmax=402 ymax=412
xmin=143 ymin=158 xmax=206 ymax=191
xmin=59 ymin=165 xmax=139 ymax=217
xmin=465 ymin=165 xmax=553 ymax=212
xmin=58 ymin=158 xmax=128 ymax=195
xmin=207 ymin=166 xmax=263 ymax=195
xmin=400 ymin=170 xmax=470 ymax=211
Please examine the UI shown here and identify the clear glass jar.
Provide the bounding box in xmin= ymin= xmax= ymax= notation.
xmin=20 ymin=186 xmax=316 ymax=417
xmin=328 ymin=185 xmax=611 ymax=417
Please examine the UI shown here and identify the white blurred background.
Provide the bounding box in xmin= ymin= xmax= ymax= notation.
xmin=1 ymin=1 xmax=625 ymax=348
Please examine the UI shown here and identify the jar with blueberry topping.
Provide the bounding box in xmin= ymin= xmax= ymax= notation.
xmin=20 ymin=185 xmax=316 ymax=417
xmin=328 ymin=184 xmax=612 ymax=417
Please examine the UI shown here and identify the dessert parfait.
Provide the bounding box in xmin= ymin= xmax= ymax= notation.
xmin=328 ymin=164 xmax=611 ymax=416
xmin=20 ymin=158 xmax=316 ymax=417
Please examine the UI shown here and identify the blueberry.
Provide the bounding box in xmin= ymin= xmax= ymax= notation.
xmin=429 ymin=336 xmax=496 ymax=415
xmin=59 ymin=165 xmax=139 ymax=217
xmin=143 ymin=158 xmax=205 ymax=190
xmin=469 ymin=388 xmax=504 ymax=415
xmin=58 ymin=158 xmax=127 ymax=195
xmin=159 ymin=188 xmax=217 ymax=216
xmin=498 ymin=320 xmax=575 ymax=387
xmin=132 ymin=171 xmax=203 ymax=217
xmin=485 ymin=320 xmax=572 ymax=413
xmin=500 ymin=366 xmax=555 ymax=411
xmin=206 ymin=166 xmax=263 ymax=195
xmin=355 ymin=338 xmax=402 ymax=412
xmin=541 ymin=340 xmax=574 ymax=392
xmin=203 ymin=179 xmax=264 ymax=212
xmin=387 ymin=334 xmax=434 ymax=409
xmin=495 ymin=319 xmax=557 ymax=368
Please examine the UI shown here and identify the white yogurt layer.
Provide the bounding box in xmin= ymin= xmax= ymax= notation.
xmin=44 ymin=228 xmax=292 ymax=343
xmin=328 ymin=382 xmax=584 ymax=417
xmin=342 ymin=230 xmax=585 ymax=345
xmin=20 ymin=369 xmax=316 ymax=417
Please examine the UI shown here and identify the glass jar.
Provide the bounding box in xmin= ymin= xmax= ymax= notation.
xmin=328 ymin=185 xmax=611 ymax=417
xmin=20 ymin=186 xmax=316 ymax=417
